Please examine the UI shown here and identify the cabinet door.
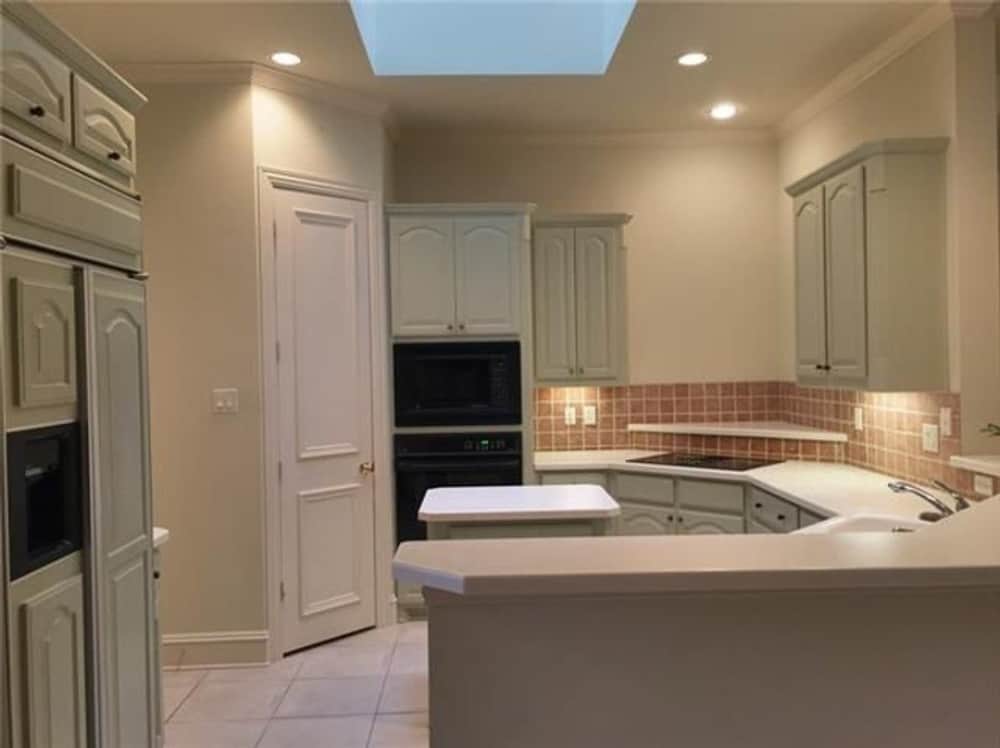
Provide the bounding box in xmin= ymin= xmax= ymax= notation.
xmin=88 ymin=271 xmax=156 ymax=748
xmin=618 ymin=501 xmax=674 ymax=536
xmin=538 ymin=471 xmax=607 ymax=488
xmin=455 ymin=216 xmax=520 ymax=335
xmin=22 ymin=575 xmax=87 ymax=748
xmin=72 ymin=76 xmax=137 ymax=177
xmin=390 ymin=217 xmax=456 ymax=336
xmin=0 ymin=20 xmax=72 ymax=143
xmin=793 ymin=186 xmax=828 ymax=382
xmin=533 ymin=227 xmax=578 ymax=380
xmin=676 ymin=509 xmax=744 ymax=535
xmin=824 ymin=166 xmax=868 ymax=383
xmin=574 ymin=227 xmax=618 ymax=380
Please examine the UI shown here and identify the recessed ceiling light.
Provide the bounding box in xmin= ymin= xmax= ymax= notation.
xmin=677 ymin=51 xmax=709 ymax=67
xmin=270 ymin=51 xmax=301 ymax=67
xmin=709 ymin=101 xmax=738 ymax=121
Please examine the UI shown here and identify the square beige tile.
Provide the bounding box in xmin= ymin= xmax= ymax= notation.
xmin=378 ymin=674 xmax=428 ymax=714
xmin=297 ymin=645 xmax=392 ymax=679
xmin=162 ymin=684 xmax=198 ymax=722
xmin=164 ymin=720 xmax=267 ymax=747
xmin=204 ymin=658 xmax=303 ymax=683
xmin=369 ymin=713 xmax=430 ymax=748
xmin=171 ymin=680 xmax=289 ymax=722
xmin=275 ymin=676 xmax=383 ymax=718
xmin=388 ymin=644 xmax=427 ymax=676
xmin=257 ymin=716 xmax=373 ymax=748
xmin=396 ymin=623 xmax=427 ymax=646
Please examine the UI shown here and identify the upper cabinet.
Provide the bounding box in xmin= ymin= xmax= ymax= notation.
xmin=388 ymin=204 xmax=533 ymax=338
xmin=0 ymin=4 xmax=146 ymax=195
xmin=786 ymin=139 xmax=948 ymax=391
xmin=533 ymin=215 xmax=629 ymax=384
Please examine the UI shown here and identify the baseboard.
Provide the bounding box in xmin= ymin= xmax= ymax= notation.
xmin=161 ymin=629 xmax=270 ymax=669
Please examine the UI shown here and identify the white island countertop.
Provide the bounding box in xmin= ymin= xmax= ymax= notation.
xmin=419 ymin=485 xmax=619 ymax=523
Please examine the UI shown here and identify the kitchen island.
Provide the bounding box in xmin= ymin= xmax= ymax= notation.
xmin=394 ymin=459 xmax=1000 ymax=748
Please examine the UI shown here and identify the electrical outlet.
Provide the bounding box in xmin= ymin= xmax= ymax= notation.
xmin=939 ymin=407 xmax=953 ymax=437
xmin=853 ymin=407 xmax=864 ymax=432
xmin=921 ymin=423 xmax=939 ymax=453
xmin=582 ymin=405 xmax=597 ymax=426
xmin=212 ymin=387 xmax=240 ymax=414
xmin=564 ymin=405 xmax=577 ymax=426
xmin=974 ymin=474 xmax=995 ymax=497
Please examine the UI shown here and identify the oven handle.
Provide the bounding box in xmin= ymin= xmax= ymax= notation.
xmin=395 ymin=459 xmax=522 ymax=473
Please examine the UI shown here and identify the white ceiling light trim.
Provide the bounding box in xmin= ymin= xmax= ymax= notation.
xmin=677 ymin=51 xmax=709 ymax=67
xmin=349 ymin=0 xmax=637 ymax=76
xmin=270 ymin=51 xmax=302 ymax=66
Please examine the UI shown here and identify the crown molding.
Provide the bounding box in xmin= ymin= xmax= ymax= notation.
xmin=395 ymin=127 xmax=776 ymax=149
xmin=114 ymin=62 xmax=391 ymax=122
xmin=778 ymin=3 xmax=954 ymax=137
xmin=950 ymin=0 xmax=998 ymax=18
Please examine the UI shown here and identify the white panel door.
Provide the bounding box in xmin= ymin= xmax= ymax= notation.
xmin=793 ymin=186 xmax=828 ymax=381
xmin=23 ymin=575 xmax=87 ymax=748
xmin=574 ymin=227 xmax=617 ymax=380
xmin=824 ymin=166 xmax=868 ymax=384
xmin=533 ymin=227 xmax=578 ymax=381
xmin=88 ymin=271 xmax=156 ymax=748
xmin=275 ymin=188 xmax=376 ymax=652
xmin=389 ymin=217 xmax=456 ymax=336
xmin=454 ymin=216 xmax=520 ymax=335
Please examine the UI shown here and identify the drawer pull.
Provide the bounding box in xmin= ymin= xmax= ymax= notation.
xmin=107 ymin=151 xmax=122 ymax=161
xmin=777 ymin=514 xmax=786 ymax=521
xmin=153 ymin=570 xmax=161 ymax=580
xmin=754 ymin=502 xmax=763 ymax=509
xmin=29 ymin=105 xmax=46 ymax=117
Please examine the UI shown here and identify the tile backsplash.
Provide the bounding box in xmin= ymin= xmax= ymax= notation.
xmin=534 ymin=381 xmax=990 ymax=495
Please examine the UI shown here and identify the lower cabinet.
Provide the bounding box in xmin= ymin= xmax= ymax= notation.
xmin=22 ymin=575 xmax=87 ymax=748
xmin=676 ymin=509 xmax=745 ymax=535
xmin=538 ymin=471 xmax=607 ymax=488
xmin=618 ymin=502 xmax=674 ymax=536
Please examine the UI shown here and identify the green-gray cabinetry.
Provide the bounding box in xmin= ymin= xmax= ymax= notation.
xmin=538 ymin=471 xmax=608 ymax=488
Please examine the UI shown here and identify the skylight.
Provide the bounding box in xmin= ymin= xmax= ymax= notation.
xmin=349 ymin=0 xmax=637 ymax=76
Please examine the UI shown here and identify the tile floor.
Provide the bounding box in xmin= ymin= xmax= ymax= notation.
xmin=162 ymin=622 xmax=429 ymax=747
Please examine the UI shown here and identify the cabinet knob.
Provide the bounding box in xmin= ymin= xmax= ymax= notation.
xmin=153 ymin=570 xmax=161 ymax=580
xmin=777 ymin=514 xmax=786 ymax=521
xmin=28 ymin=105 xmax=45 ymax=117
xmin=360 ymin=461 xmax=375 ymax=475
xmin=667 ymin=515 xmax=674 ymax=522
xmin=446 ymin=324 xmax=454 ymax=331
xmin=577 ymin=367 xmax=584 ymax=375
xmin=568 ymin=367 xmax=574 ymax=375
xmin=754 ymin=502 xmax=763 ymax=509
xmin=458 ymin=323 xmax=466 ymax=331
xmin=107 ymin=151 xmax=122 ymax=161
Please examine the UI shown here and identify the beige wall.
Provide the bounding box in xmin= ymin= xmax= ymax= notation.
xmin=137 ymin=83 xmax=266 ymax=641
xmin=394 ymin=136 xmax=783 ymax=383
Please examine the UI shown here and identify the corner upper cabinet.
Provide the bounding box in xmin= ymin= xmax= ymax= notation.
xmin=533 ymin=215 xmax=629 ymax=384
xmin=786 ymin=139 xmax=948 ymax=391
xmin=388 ymin=205 xmax=532 ymax=338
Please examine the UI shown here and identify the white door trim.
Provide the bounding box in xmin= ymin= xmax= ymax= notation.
xmin=257 ymin=166 xmax=393 ymax=660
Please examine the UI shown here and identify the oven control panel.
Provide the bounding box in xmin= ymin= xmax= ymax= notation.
xmin=395 ymin=432 xmax=522 ymax=457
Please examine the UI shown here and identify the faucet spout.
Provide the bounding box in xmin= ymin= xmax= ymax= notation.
xmin=888 ymin=481 xmax=954 ymax=516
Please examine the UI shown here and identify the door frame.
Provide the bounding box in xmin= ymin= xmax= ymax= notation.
xmin=257 ymin=167 xmax=393 ymax=659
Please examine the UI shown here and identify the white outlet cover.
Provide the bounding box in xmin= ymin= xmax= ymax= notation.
xmin=921 ymin=423 xmax=939 ymax=453
xmin=564 ymin=405 xmax=577 ymax=426
xmin=582 ymin=405 xmax=597 ymax=426
xmin=974 ymin=474 xmax=995 ymax=497
xmin=939 ymin=407 xmax=952 ymax=437
xmin=853 ymin=407 xmax=864 ymax=431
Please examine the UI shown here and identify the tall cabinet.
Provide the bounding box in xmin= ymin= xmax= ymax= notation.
xmin=532 ymin=215 xmax=630 ymax=384
xmin=1 ymin=4 xmax=156 ymax=748
xmin=786 ymin=139 xmax=949 ymax=391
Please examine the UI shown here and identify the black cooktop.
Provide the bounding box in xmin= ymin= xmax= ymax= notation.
xmin=627 ymin=453 xmax=782 ymax=472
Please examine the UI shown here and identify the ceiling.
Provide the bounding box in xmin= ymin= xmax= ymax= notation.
xmin=40 ymin=1 xmax=932 ymax=133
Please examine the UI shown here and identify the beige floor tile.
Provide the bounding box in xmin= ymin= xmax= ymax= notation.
xmin=275 ymin=676 xmax=383 ymax=718
xmin=388 ymin=644 xmax=427 ymax=676
xmin=257 ymin=716 xmax=373 ymax=747
xmin=163 ymin=670 xmax=207 ymax=689
xmin=328 ymin=625 xmax=400 ymax=649
xmin=377 ymin=674 xmax=428 ymax=714
xmin=395 ymin=623 xmax=427 ymax=646
xmin=204 ymin=658 xmax=303 ymax=682
xmin=298 ymin=645 xmax=393 ymax=679
xmin=164 ymin=719 xmax=267 ymax=747
xmin=368 ymin=713 xmax=429 ymax=748
xmin=162 ymin=684 xmax=198 ymax=721
xmin=171 ymin=680 xmax=289 ymax=722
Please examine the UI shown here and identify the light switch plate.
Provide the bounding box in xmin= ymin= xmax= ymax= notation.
xmin=974 ymin=474 xmax=995 ymax=497
xmin=564 ymin=405 xmax=577 ymax=426
xmin=853 ymin=407 xmax=864 ymax=431
xmin=212 ymin=387 xmax=239 ymax=414
xmin=582 ymin=405 xmax=597 ymax=426
xmin=921 ymin=423 xmax=939 ymax=453
xmin=939 ymin=407 xmax=952 ymax=437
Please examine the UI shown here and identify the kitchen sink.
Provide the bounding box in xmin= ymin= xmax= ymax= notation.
xmin=795 ymin=514 xmax=930 ymax=535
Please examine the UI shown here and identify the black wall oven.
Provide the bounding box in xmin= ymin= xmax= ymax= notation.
xmin=393 ymin=341 xmax=521 ymax=427
xmin=394 ymin=432 xmax=522 ymax=543
xmin=7 ymin=422 xmax=83 ymax=580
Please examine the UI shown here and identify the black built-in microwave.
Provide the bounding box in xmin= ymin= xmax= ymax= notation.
xmin=393 ymin=341 xmax=521 ymax=427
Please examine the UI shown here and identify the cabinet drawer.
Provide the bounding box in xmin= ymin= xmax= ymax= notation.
xmin=539 ymin=471 xmax=606 ymax=488
xmin=676 ymin=479 xmax=744 ymax=515
xmin=613 ymin=472 xmax=674 ymax=505
xmin=1 ymin=136 xmax=142 ymax=271
xmin=748 ymin=487 xmax=799 ymax=533
xmin=1 ymin=20 xmax=72 ymax=143
xmin=72 ymin=75 xmax=136 ymax=177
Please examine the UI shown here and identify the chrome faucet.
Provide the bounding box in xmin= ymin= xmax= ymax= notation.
xmin=887 ymin=480 xmax=954 ymax=516
xmin=930 ymin=479 xmax=971 ymax=511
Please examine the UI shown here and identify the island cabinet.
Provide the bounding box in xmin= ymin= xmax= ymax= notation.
xmin=532 ymin=215 xmax=630 ymax=384
xmin=786 ymin=139 xmax=949 ymax=391
xmin=388 ymin=205 xmax=533 ymax=337
xmin=612 ymin=474 xmax=747 ymax=536
xmin=537 ymin=471 xmax=607 ymax=489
